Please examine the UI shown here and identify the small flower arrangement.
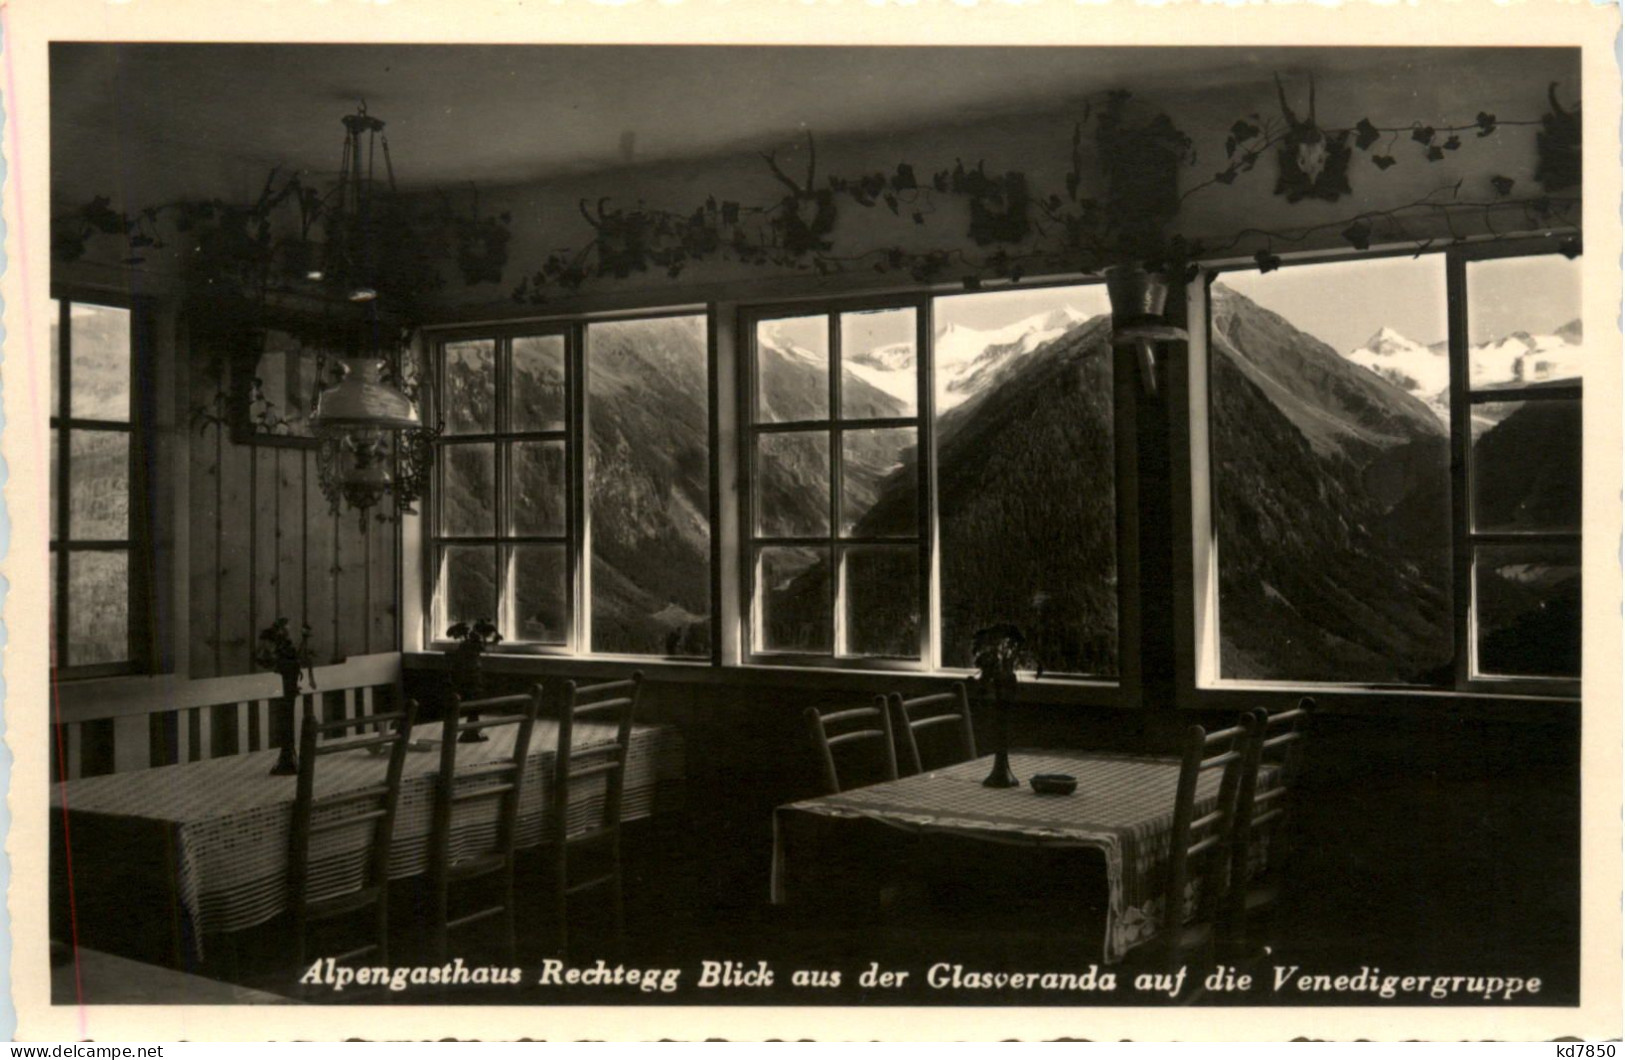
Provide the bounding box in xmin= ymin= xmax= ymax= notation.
xmin=971 ymin=623 xmax=1031 ymax=697
xmin=255 ymin=617 xmax=317 ymax=692
xmin=447 ymin=618 xmax=504 ymax=664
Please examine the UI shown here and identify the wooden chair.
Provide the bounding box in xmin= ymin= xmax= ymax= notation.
xmin=1159 ymin=712 xmax=1262 ymax=974
xmin=1226 ymin=697 xmax=1314 ymax=954
xmin=548 ymin=672 xmax=644 ymax=959
xmin=430 ymin=689 xmax=541 ymax=964
xmin=889 ymin=685 xmax=976 ymax=775
xmin=288 ymin=696 xmax=417 ymax=970
xmin=51 ymin=652 xmax=405 ymax=779
xmin=803 ymin=697 xmax=898 ymax=795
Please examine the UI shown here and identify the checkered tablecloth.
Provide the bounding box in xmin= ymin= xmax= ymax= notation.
xmin=770 ymin=750 xmax=1234 ymax=963
xmin=52 ymin=719 xmax=684 ymax=957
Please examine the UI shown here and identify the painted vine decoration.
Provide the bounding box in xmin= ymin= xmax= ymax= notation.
xmin=506 ymin=77 xmax=1579 ymax=302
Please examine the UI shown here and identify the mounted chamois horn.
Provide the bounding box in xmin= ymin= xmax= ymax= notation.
xmin=1273 ymin=73 xmax=1353 ymax=204
xmin=1537 ymin=81 xmax=1581 ymax=192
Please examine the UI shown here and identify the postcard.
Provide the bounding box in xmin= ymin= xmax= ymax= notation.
xmin=7 ymin=0 xmax=1621 ymax=1042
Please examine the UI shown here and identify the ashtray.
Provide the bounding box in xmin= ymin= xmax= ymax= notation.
xmin=1030 ymin=773 xmax=1077 ymax=796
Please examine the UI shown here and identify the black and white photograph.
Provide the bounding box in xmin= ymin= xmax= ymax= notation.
xmin=10 ymin=0 xmax=1621 ymax=1042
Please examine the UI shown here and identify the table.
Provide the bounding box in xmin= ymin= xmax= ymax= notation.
xmin=51 ymin=719 xmax=684 ymax=963
xmin=771 ymin=750 xmax=1237 ymax=964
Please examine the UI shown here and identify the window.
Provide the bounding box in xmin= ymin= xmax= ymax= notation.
xmin=742 ymin=283 xmax=1119 ymax=675
xmin=50 ymin=297 xmax=143 ymax=674
xmin=429 ymin=313 xmax=712 ymax=657
xmin=745 ymin=303 xmax=928 ymax=663
xmin=1204 ymin=241 xmax=1580 ymax=691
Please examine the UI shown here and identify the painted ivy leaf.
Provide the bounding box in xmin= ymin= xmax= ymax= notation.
xmin=1224 ymin=136 xmax=1237 ymax=159
xmin=1372 ymin=154 xmax=1397 ymax=170
xmin=722 ymin=201 xmax=740 ymax=225
xmin=883 ymin=193 xmax=899 ymax=215
xmin=1354 ymin=118 xmax=1381 ymax=151
xmin=1426 ymin=145 xmax=1445 ymax=162
xmin=1230 ymin=119 xmax=1260 ymax=142
xmin=911 ymin=211 xmax=925 ymax=225
xmin=1491 ymin=175 xmax=1515 ymax=197
xmin=1342 ymin=220 xmax=1373 ymax=251
xmin=1443 ymin=135 xmax=1461 ymax=151
xmin=1411 ymin=125 xmax=1435 ymax=145
xmin=1253 ymin=249 xmax=1282 ymax=274
xmin=893 ymin=163 xmax=917 ymax=191
xmin=1215 ymin=168 xmax=1238 ymax=185
xmin=1476 ymin=111 xmax=1498 ymax=137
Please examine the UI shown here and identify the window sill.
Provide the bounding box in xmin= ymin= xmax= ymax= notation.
xmin=402 ymin=652 xmax=1127 ymax=706
xmin=1186 ymin=679 xmax=1580 ymax=723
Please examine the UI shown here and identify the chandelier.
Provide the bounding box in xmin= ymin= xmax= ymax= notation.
xmin=309 ymin=103 xmax=440 ymax=529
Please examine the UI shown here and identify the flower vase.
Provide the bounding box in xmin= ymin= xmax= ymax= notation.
xmin=453 ymin=654 xmax=488 ymax=743
xmin=270 ymin=671 xmax=301 ymax=776
xmin=982 ymin=683 xmax=1019 ymax=789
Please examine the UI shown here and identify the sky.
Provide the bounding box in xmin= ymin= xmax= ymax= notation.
xmin=1216 ymin=252 xmax=1580 ymax=354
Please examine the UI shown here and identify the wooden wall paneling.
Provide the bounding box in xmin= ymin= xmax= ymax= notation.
xmin=216 ymin=433 xmax=255 ymax=676
xmin=368 ymin=502 xmax=398 ymax=655
xmin=333 ymin=503 xmax=369 ymax=662
xmin=305 ymin=451 xmax=339 ymax=665
xmin=187 ymin=351 xmax=222 ymax=679
xmin=277 ymin=449 xmax=305 ymax=629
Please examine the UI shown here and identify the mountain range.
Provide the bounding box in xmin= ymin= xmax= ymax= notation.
xmin=435 ymin=280 xmax=1578 ymax=680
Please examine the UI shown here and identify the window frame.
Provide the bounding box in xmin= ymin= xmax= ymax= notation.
xmin=738 ymin=294 xmax=936 ymax=671
xmin=1192 ymin=234 xmax=1582 ymax=701
xmin=424 ymin=307 xmax=720 ymax=663
xmin=50 ymin=292 xmax=155 ymax=679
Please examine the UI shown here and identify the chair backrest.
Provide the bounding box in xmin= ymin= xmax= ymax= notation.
xmin=889 ymin=684 xmax=977 ymax=775
xmin=804 ymin=697 xmax=898 ymax=795
xmin=288 ymin=697 xmax=418 ymax=929
xmin=551 ymin=673 xmax=643 ymax=847
xmin=1239 ymin=697 xmax=1314 ymax=871
xmin=51 ymin=652 xmax=405 ymax=779
xmin=1162 ymin=712 xmax=1262 ymax=947
xmin=432 ymin=689 xmax=542 ymax=877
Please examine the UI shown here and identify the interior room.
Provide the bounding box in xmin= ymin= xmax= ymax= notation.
xmin=44 ymin=42 xmax=1585 ymax=1007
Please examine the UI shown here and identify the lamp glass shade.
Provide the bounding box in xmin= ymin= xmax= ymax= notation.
xmin=312 ymin=357 xmax=421 ymax=431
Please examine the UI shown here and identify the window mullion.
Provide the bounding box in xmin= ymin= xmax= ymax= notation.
xmin=917 ymin=296 xmax=937 ymax=669
xmin=570 ymin=322 xmax=589 ymax=655
xmin=56 ymin=298 xmax=71 ymax=667
xmin=495 ymin=336 xmax=512 ymax=641
xmin=1446 ymin=249 xmax=1474 ymax=689
xmin=828 ymin=313 xmax=845 ymax=657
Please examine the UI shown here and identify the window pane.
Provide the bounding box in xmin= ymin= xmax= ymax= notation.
xmin=439 ymin=443 xmax=495 ymax=537
xmin=757 ymin=316 xmax=828 ymax=423
xmin=756 ymin=546 xmax=831 ymax=654
xmin=1210 ymin=258 xmax=1454 ymax=684
xmin=511 ymin=441 xmax=565 ymax=537
xmin=439 ymin=545 xmax=497 ymax=633
xmin=50 ymin=299 xmax=60 ymax=418
xmin=1472 ymin=399 xmax=1580 ymax=533
xmin=756 ymin=431 xmax=830 ymax=537
xmin=67 ymin=550 xmax=128 ymax=665
xmin=444 ymin=339 xmax=495 ymax=435
xmin=934 ymin=284 xmax=1119 ymax=674
xmin=587 ymin=316 xmax=712 ymax=657
xmin=841 ymin=427 xmax=916 ymax=537
xmin=512 ymin=334 xmax=566 ymax=432
xmin=69 ymin=303 xmax=131 ymax=421
xmin=841 ymin=308 xmax=916 ymax=418
xmin=68 ymin=430 xmax=128 ymax=540
xmin=1468 ymin=255 xmax=1581 ymax=389
xmin=1475 ymin=544 xmax=1580 ymax=678
xmin=512 ymin=544 xmax=568 ymax=645
xmin=843 ymin=545 xmax=918 ymax=658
